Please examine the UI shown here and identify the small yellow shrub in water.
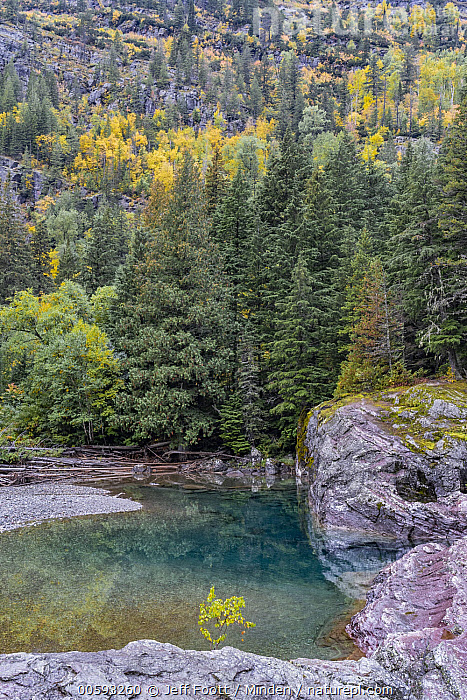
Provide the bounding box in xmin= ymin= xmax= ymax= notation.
xmin=198 ymin=586 xmax=256 ymax=650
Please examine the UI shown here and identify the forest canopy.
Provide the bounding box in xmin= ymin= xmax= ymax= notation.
xmin=0 ymin=0 xmax=466 ymax=452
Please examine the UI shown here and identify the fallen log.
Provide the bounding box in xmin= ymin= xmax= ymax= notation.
xmin=162 ymin=450 xmax=242 ymax=460
xmin=0 ymin=466 xmax=28 ymax=472
xmin=0 ymin=445 xmax=245 ymax=488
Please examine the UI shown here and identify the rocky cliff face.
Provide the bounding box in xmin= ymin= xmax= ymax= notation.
xmin=348 ymin=536 xmax=467 ymax=699
xmin=294 ymin=381 xmax=467 ymax=698
xmin=297 ymin=382 xmax=467 ymax=542
xmin=0 ymin=155 xmax=44 ymax=202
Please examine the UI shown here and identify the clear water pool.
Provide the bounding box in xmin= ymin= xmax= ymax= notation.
xmin=0 ymin=479 xmax=362 ymax=659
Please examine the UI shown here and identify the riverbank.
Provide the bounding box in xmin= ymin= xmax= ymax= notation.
xmin=0 ymin=640 xmax=407 ymax=699
xmin=0 ymin=483 xmax=141 ymax=532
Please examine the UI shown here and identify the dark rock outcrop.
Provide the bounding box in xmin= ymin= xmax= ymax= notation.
xmin=0 ymin=155 xmax=44 ymax=202
xmin=294 ymin=382 xmax=467 ymax=697
xmin=297 ymin=382 xmax=467 ymax=542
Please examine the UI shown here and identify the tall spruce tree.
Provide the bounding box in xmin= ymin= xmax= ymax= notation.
xmin=427 ymin=92 xmax=467 ymax=377
xmin=276 ymin=52 xmax=305 ymax=136
xmin=211 ymin=167 xmax=254 ymax=300
xmin=387 ymin=139 xmax=440 ymax=372
xmin=31 ymin=217 xmax=55 ymax=294
xmin=336 ymin=258 xmax=404 ymax=395
xmin=82 ymin=204 xmax=129 ymax=293
xmin=0 ymin=181 xmax=33 ymax=303
xmin=255 ymin=128 xmax=307 ymax=326
xmin=212 ymin=170 xmax=264 ymax=450
xmin=205 ymin=145 xmax=228 ymax=214
xmin=297 ymin=139 xmax=369 ymax=397
xmin=112 ymin=154 xmax=233 ymax=446
xmin=266 ymin=255 xmax=327 ymax=449
xmin=294 ymin=174 xmax=340 ymax=398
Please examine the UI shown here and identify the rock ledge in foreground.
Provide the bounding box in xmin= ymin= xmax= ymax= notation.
xmin=0 ymin=641 xmax=407 ymax=700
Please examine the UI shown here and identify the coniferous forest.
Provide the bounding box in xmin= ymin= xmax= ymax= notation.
xmin=0 ymin=0 xmax=466 ymax=454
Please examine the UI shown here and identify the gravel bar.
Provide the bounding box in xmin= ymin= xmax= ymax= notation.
xmin=0 ymin=483 xmax=142 ymax=532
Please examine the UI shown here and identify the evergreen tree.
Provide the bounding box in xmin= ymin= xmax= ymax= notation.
xmin=325 ymin=133 xmax=368 ymax=254
xmin=187 ymin=0 xmax=196 ymax=30
xmin=107 ymin=46 xmax=120 ymax=86
xmin=249 ymin=74 xmax=263 ymax=118
xmin=427 ymin=92 xmax=467 ymax=376
xmin=0 ymin=181 xmax=33 ymax=303
xmin=211 ymin=171 xmax=265 ymax=450
xmin=365 ymin=53 xmax=382 ymax=126
xmin=149 ymin=44 xmax=170 ymax=87
xmin=205 ymin=145 xmax=228 ymax=213
xmin=44 ymin=69 xmax=59 ymax=108
xmin=299 ymin=168 xmax=344 ymax=398
xmin=387 ymin=139 xmax=440 ymax=371
xmin=219 ymin=392 xmax=251 ymax=454
xmin=258 ymin=55 xmax=275 ymax=106
xmin=336 ymin=258 xmax=404 ymax=395
xmin=211 ymin=167 xmax=254 ymax=291
xmin=56 ymin=240 xmax=81 ymax=285
xmin=174 ymin=0 xmax=186 ymax=30
xmin=237 ymin=321 xmax=264 ymax=447
xmin=276 ymin=52 xmax=305 ymax=136
xmin=82 ymin=205 xmax=129 ymax=294
xmin=113 ymin=155 xmax=233 ymax=446
xmin=31 ymin=217 xmax=55 ymax=294
xmin=400 ymin=45 xmax=417 ymax=135
xmin=255 ymin=129 xmax=307 ymax=341
xmin=266 ymin=255 xmax=328 ymax=449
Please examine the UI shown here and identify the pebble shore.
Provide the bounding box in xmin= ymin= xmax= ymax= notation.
xmin=0 ymin=482 xmax=142 ymax=532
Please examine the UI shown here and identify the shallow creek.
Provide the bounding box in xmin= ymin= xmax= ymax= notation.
xmin=0 ymin=477 xmax=403 ymax=660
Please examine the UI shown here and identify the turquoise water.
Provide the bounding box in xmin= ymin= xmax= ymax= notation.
xmin=0 ymin=480 xmax=359 ymax=660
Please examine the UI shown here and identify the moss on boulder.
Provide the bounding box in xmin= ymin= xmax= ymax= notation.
xmin=297 ymin=381 xmax=467 ymax=541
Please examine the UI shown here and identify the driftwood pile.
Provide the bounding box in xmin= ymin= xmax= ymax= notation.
xmin=0 ymin=443 xmax=236 ymax=486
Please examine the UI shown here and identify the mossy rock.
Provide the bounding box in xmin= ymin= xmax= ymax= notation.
xmin=300 ymin=381 xmax=467 ymax=461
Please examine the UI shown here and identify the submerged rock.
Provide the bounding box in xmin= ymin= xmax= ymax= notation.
xmin=306 ymin=526 xmax=411 ymax=599
xmin=297 ymin=382 xmax=467 ymax=542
